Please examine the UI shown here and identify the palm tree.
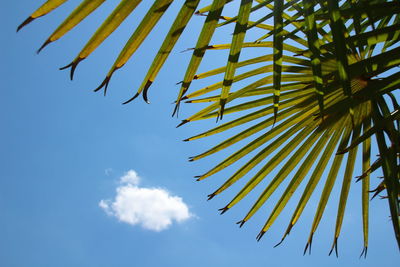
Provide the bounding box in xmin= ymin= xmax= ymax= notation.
xmin=18 ymin=0 xmax=399 ymax=255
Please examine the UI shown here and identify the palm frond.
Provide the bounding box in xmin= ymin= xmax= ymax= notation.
xmin=19 ymin=0 xmax=400 ymax=253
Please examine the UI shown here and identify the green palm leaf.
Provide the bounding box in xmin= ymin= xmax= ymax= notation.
xmin=19 ymin=0 xmax=400 ymax=253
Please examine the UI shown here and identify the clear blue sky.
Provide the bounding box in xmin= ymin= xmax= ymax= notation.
xmin=1 ymin=1 xmax=399 ymax=266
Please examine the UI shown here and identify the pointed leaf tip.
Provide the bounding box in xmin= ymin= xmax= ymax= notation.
xmin=219 ymin=207 xmax=229 ymax=214
xmin=17 ymin=17 xmax=34 ymax=32
xmin=256 ymin=231 xmax=265 ymax=241
xmin=359 ymin=247 xmax=368 ymax=258
xmin=275 ymin=227 xmax=292 ymax=248
xmin=273 ymin=239 xmax=284 ymax=248
xmin=37 ymin=39 xmax=51 ymax=54
xmin=176 ymin=119 xmax=189 ymax=128
xmin=172 ymin=103 xmax=180 ymax=118
xmin=329 ymin=238 xmax=339 ymax=257
xmin=94 ymin=76 xmax=111 ymax=96
xmin=141 ymin=80 xmax=153 ymax=104
xmin=59 ymin=57 xmax=84 ymax=80
xmin=218 ymin=98 xmax=227 ymax=120
xmin=303 ymin=240 xmax=312 ymax=255
xmin=143 ymin=95 xmax=150 ymax=104
xmin=236 ymin=220 xmax=246 ymax=228
xmin=122 ymin=92 xmax=139 ymax=105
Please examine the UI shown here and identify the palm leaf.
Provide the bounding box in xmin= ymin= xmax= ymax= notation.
xmin=19 ymin=0 xmax=400 ymax=252
xmin=93 ymin=0 xmax=174 ymax=97
xmin=17 ymin=0 xmax=68 ymax=32
xmin=218 ymin=0 xmax=253 ymax=119
xmin=173 ymin=0 xmax=227 ymax=116
xmin=60 ymin=0 xmax=143 ymax=79
xmin=37 ymin=0 xmax=107 ymax=53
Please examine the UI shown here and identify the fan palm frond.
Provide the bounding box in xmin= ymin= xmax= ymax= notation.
xmin=19 ymin=0 xmax=400 ymax=254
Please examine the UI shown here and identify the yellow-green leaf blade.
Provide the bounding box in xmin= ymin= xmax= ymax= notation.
xmin=173 ymin=0 xmax=227 ymax=115
xmin=219 ymin=0 xmax=253 ymax=119
xmin=61 ymin=0 xmax=143 ymax=79
xmin=133 ymin=0 xmax=201 ymax=102
xmin=95 ymin=0 xmax=174 ymax=97
xmin=38 ymin=0 xmax=106 ymax=53
xmin=18 ymin=0 xmax=68 ymax=31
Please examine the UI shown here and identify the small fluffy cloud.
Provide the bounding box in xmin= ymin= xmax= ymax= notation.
xmin=119 ymin=170 xmax=140 ymax=186
xmin=99 ymin=170 xmax=192 ymax=231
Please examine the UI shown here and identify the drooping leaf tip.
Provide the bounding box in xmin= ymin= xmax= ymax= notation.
xmin=122 ymin=92 xmax=140 ymax=105
xmin=176 ymin=119 xmax=189 ymax=128
xmin=59 ymin=57 xmax=84 ymax=80
xmin=303 ymin=241 xmax=312 ymax=255
xmin=273 ymin=239 xmax=284 ymax=248
xmin=359 ymin=246 xmax=368 ymax=258
xmin=142 ymin=80 xmax=153 ymax=104
xmin=94 ymin=76 xmax=111 ymax=96
xmin=172 ymin=103 xmax=180 ymax=118
xmin=236 ymin=220 xmax=246 ymax=228
xmin=37 ymin=39 xmax=51 ymax=54
xmin=355 ymin=174 xmax=366 ymax=183
xmin=17 ymin=17 xmax=34 ymax=32
xmin=218 ymin=207 xmax=229 ymax=215
xmin=218 ymin=98 xmax=227 ymax=121
xmin=329 ymin=238 xmax=339 ymax=257
xmin=256 ymin=231 xmax=265 ymax=242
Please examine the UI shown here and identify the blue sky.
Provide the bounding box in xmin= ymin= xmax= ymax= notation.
xmin=1 ymin=1 xmax=399 ymax=266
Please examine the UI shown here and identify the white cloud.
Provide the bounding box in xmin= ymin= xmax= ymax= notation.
xmin=120 ymin=169 xmax=140 ymax=186
xmin=99 ymin=170 xmax=192 ymax=231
